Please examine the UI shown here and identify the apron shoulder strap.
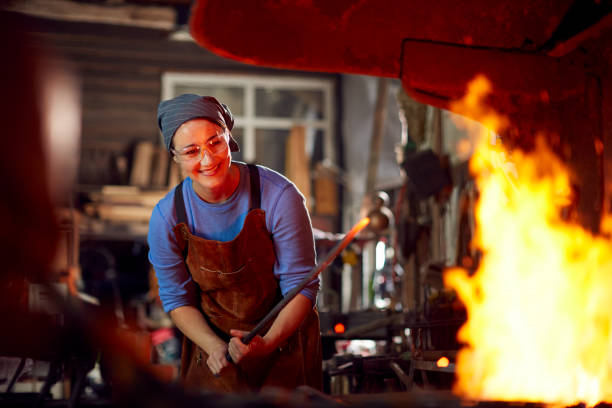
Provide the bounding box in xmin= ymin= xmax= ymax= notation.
xmin=173 ymin=180 xmax=189 ymax=261
xmin=174 ymin=180 xmax=188 ymax=225
xmin=247 ymin=163 xmax=261 ymax=210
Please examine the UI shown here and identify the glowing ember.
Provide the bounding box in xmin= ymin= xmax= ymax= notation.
xmin=437 ymin=356 xmax=450 ymax=368
xmin=444 ymin=75 xmax=612 ymax=407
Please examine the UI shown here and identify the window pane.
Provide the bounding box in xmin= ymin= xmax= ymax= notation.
xmin=230 ymin=127 xmax=244 ymax=163
xmin=173 ymin=85 xmax=244 ymax=116
xmin=254 ymin=129 xmax=289 ymax=174
xmin=255 ymin=88 xmax=324 ymax=119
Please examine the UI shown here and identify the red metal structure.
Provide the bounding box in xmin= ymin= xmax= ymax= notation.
xmin=189 ymin=0 xmax=612 ymax=232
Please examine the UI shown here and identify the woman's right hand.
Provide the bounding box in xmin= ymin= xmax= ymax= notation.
xmin=206 ymin=343 xmax=230 ymax=376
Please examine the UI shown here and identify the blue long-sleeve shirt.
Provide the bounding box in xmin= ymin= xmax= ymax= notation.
xmin=147 ymin=162 xmax=318 ymax=313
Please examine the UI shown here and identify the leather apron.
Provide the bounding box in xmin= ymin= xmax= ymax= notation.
xmin=171 ymin=164 xmax=322 ymax=392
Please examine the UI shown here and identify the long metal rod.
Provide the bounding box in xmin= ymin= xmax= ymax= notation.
xmin=226 ymin=216 xmax=370 ymax=362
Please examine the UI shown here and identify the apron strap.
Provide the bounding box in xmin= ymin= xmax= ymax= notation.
xmin=173 ymin=180 xmax=189 ymax=260
xmin=174 ymin=180 xmax=188 ymax=225
xmin=247 ymin=163 xmax=261 ymax=210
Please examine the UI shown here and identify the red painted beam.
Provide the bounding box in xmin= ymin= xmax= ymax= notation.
xmin=189 ymin=0 xmax=572 ymax=77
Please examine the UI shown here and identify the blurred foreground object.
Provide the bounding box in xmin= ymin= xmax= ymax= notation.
xmin=0 ymin=11 xmax=59 ymax=312
xmin=0 ymin=11 xmax=94 ymax=405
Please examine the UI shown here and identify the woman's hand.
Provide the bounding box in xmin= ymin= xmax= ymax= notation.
xmin=227 ymin=329 xmax=271 ymax=364
xmin=207 ymin=343 xmax=230 ymax=376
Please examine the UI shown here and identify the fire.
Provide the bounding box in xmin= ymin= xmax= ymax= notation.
xmin=444 ymin=75 xmax=612 ymax=406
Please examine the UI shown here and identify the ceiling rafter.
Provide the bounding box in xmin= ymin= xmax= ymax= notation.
xmin=4 ymin=0 xmax=178 ymax=30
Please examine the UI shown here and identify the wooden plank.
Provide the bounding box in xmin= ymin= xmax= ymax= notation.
xmin=285 ymin=125 xmax=312 ymax=210
xmin=82 ymin=77 xmax=159 ymax=90
xmin=82 ymin=92 xmax=158 ymax=104
xmin=6 ymin=0 xmax=176 ymax=30
xmin=81 ymin=124 xmax=157 ymax=134
xmin=92 ymin=203 xmax=154 ymax=222
xmin=130 ymin=141 xmax=155 ymax=187
xmin=27 ymin=31 xmax=171 ymax=48
xmin=82 ymin=122 xmax=159 ymax=133
xmin=80 ymin=139 xmax=127 ymax=150
xmin=167 ymin=162 xmax=182 ymax=188
xmin=313 ymin=162 xmax=339 ymax=215
xmin=151 ymin=148 xmax=170 ymax=188
xmin=68 ymin=62 xmax=161 ymax=78
xmin=46 ymin=43 xmax=196 ymax=62
xmin=82 ymin=85 xmax=160 ymax=97
xmin=82 ymin=121 xmax=157 ymax=132
xmin=81 ymin=109 xmax=157 ymax=121
xmin=71 ymin=63 xmax=162 ymax=78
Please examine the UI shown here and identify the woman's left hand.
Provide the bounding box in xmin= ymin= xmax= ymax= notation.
xmin=227 ymin=329 xmax=272 ymax=364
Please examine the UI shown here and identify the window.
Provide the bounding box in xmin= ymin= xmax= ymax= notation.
xmin=161 ymin=73 xmax=336 ymax=175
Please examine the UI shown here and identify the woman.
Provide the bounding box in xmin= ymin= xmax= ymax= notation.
xmin=148 ymin=94 xmax=322 ymax=392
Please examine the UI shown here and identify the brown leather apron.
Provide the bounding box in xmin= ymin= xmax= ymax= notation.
xmin=171 ymin=164 xmax=322 ymax=392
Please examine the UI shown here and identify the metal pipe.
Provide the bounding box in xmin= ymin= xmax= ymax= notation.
xmin=226 ymin=216 xmax=371 ymax=363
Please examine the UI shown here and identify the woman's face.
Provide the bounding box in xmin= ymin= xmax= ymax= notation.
xmin=172 ymin=118 xmax=234 ymax=199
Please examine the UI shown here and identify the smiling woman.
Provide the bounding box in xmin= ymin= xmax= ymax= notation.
xmin=172 ymin=119 xmax=238 ymax=203
xmin=148 ymin=94 xmax=323 ymax=392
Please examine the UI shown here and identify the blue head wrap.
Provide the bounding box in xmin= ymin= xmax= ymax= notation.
xmin=157 ymin=94 xmax=239 ymax=152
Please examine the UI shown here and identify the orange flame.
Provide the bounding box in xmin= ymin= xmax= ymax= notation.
xmin=444 ymin=75 xmax=612 ymax=407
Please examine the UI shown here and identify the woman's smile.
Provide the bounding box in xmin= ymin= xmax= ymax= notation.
xmin=198 ymin=161 xmax=222 ymax=176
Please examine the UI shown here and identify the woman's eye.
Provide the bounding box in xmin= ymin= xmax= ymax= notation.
xmin=183 ymin=147 xmax=200 ymax=157
xmin=209 ymin=138 xmax=221 ymax=146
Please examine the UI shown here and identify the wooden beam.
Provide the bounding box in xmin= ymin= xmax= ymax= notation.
xmin=5 ymin=0 xmax=177 ymax=30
